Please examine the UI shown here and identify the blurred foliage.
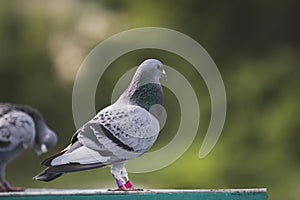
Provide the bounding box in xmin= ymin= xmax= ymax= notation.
xmin=0 ymin=0 xmax=300 ymax=199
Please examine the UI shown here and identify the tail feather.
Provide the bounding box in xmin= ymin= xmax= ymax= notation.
xmin=33 ymin=168 xmax=63 ymax=182
xmin=34 ymin=162 xmax=106 ymax=182
xmin=46 ymin=162 xmax=106 ymax=173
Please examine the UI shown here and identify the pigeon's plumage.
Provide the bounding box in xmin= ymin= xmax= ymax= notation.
xmin=0 ymin=103 xmax=57 ymax=192
xmin=34 ymin=59 xmax=166 ymax=190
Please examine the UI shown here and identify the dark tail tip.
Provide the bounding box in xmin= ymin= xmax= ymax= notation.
xmin=33 ymin=168 xmax=63 ymax=182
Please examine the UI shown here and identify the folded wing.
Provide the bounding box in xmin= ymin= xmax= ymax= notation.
xmin=41 ymin=103 xmax=160 ymax=171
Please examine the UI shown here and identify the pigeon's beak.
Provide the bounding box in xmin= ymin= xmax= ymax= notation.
xmin=41 ymin=144 xmax=48 ymax=153
xmin=34 ymin=144 xmax=48 ymax=156
xmin=161 ymin=69 xmax=167 ymax=81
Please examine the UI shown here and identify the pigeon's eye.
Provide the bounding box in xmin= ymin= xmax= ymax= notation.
xmin=157 ymin=64 xmax=161 ymax=70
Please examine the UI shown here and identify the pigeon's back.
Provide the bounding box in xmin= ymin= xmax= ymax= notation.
xmin=0 ymin=104 xmax=35 ymax=153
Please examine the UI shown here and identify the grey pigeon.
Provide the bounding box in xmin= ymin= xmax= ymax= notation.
xmin=34 ymin=59 xmax=167 ymax=191
xmin=0 ymin=103 xmax=57 ymax=192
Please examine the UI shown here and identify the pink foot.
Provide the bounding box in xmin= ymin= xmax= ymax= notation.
xmin=0 ymin=182 xmax=24 ymax=192
xmin=108 ymin=180 xmax=143 ymax=191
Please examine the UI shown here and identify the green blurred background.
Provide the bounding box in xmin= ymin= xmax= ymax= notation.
xmin=1 ymin=0 xmax=299 ymax=199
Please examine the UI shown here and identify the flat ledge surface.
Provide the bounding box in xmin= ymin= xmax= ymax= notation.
xmin=0 ymin=188 xmax=267 ymax=196
xmin=0 ymin=188 xmax=268 ymax=200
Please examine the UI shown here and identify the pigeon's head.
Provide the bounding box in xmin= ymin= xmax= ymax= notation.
xmin=117 ymin=59 xmax=167 ymax=107
xmin=34 ymin=124 xmax=57 ymax=156
xmin=138 ymin=59 xmax=167 ymax=82
xmin=42 ymin=128 xmax=57 ymax=149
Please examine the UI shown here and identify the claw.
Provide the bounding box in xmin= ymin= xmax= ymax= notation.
xmin=108 ymin=187 xmax=144 ymax=191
